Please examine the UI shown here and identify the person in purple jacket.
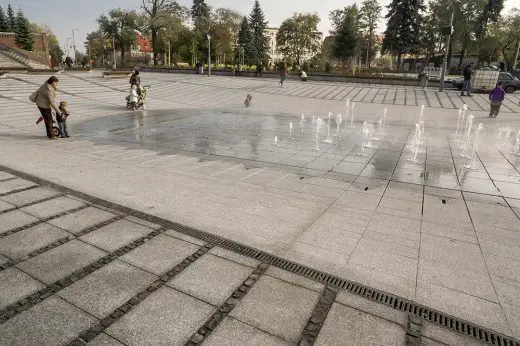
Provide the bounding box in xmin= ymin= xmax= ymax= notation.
xmin=489 ymin=82 xmax=506 ymax=118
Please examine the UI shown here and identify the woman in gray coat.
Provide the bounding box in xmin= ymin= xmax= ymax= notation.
xmin=35 ymin=76 xmax=61 ymax=139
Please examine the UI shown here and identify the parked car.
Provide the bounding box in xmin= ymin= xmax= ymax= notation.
xmin=451 ymin=72 xmax=520 ymax=93
xmin=511 ymin=69 xmax=520 ymax=79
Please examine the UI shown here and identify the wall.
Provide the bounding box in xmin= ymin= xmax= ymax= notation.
xmin=0 ymin=32 xmax=48 ymax=54
xmin=0 ymin=32 xmax=16 ymax=47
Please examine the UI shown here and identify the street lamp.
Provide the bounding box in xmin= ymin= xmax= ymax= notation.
xmin=103 ymin=44 xmax=106 ymax=67
xmin=439 ymin=0 xmax=455 ymax=92
xmin=65 ymin=37 xmax=70 ymax=58
xmin=112 ymin=37 xmax=117 ymax=69
xmin=207 ymin=34 xmax=211 ymax=76
xmin=72 ymin=29 xmax=79 ymax=66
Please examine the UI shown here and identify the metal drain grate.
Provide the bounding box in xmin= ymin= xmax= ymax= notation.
xmin=1 ymin=164 xmax=519 ymax=346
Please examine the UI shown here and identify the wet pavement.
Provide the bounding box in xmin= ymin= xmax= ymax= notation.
xmin=1 ymin=72 xmax=520 ymax=343
xmin=70 ymin=107 xmax=520 ymax=200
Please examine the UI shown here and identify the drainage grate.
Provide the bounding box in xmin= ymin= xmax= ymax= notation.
xmin=1 ymin=164 xmax=519 ymax=346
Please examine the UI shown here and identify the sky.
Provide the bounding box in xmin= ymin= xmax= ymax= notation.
xmin=1 ymin=0 xmax=520 ymax=54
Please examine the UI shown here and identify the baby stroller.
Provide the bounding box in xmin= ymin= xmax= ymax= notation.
xmin=125 ymin=85 xmax=150 ymax=110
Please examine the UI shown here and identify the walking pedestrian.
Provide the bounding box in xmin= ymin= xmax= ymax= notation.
xmin=461 ymin=62 xmax=474 ymax=97
xmin=29 ymin=76 xmax=61 ymax=139
xmin=489 ymin=82 xmax=506 ymax=118
xmin=255 ymin=61 xmax=263 ymax=77
xmin=279 ymin=59 xmax=288 ymax=87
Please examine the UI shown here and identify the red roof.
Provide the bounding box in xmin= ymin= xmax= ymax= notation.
xmin=134 ymin=31 xmax=153 ymax=53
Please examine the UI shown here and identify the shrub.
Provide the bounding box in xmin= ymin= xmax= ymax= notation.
xmin=325 ymin=61 xmax=332 ymax=73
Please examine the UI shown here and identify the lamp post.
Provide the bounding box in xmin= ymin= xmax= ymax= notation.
xmin=102 ymin=44 xmax=106 ymax=67
xmin=65 ymin=37 xmax=70 ymax=58
xmin=207 ymin=34 xmax=211 ymax=76
xmin=167 ymin=40 xmax=171 ymax=66
xmin=439 ymin=0 xmax=455 ymax=92
xmin=112 ymin=37 xmax=117 ymax=69
xmin=87 ymin=42 xmax=91 ymax=67
xmin=72 ymin=29 xmax=79 ymax=66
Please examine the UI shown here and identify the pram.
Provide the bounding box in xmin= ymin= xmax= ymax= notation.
xmin=125 ymin=85 xmax=150 ymax=110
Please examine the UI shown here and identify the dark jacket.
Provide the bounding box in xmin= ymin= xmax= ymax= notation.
xmin=463 ymin=65 xmax=473 ymax=80
xmin=279 ymin=62 xmax=287 ymax=76
xmin=130 ymin=74 xmax=140 ymax=86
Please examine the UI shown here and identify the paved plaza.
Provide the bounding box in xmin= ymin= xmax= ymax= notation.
xmin=1 ymin=72 xmax=520 ymax=345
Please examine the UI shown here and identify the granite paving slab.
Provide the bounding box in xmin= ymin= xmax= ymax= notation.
xmin=58 ymin=260 xmax=157 ymax=318
xmin=119 ymin=234 xmax=199 ymax=275
xmin=106 ymin=286 xmax=214 ymax=345
xmin=230 ymin=275 xmax=320 ymax=342
xmin=16 ymin=239 xmax=107 ymax=284
xmin=0 ymin=267 xmax=45 ymax=309
xmin=0 ymin=178 xmax=36 ymax=195
xmin=0 ymin=296 xmax=97 ymax=346
xmin=314 ymin=303 xmax=406 ymax=345
xmin=0 ymin=187 xmax=60 ymax=207
xmin=167 ymin=253 xmax=253 ymax=306
xmin=204 ymin=317 xmax=291 ymax=346
xmin=20 ymin=196 xmax=85 ymax=219
xmin=48 ymin=207 xmax=117 ymax=234
xmin=0 ymin=210 xmax=39 ymax=235
xmin=0 ymin=223 xmax=70 ymax=259
xmin=79 ymin=219 xmax=153 ymax=252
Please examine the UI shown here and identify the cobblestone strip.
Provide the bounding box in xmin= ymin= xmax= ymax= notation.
xmin=185 ymin=262 xmax=270 ymax=346
xmin=67 ymin=244 xmax=213 ymax=346
xmin=406 ymin=316 xmax=422 ymax=346
xmin=0 ymin=227 xmax=168 ymax=324
xmin=0 ymin=194 xmax=65 ymax=215
xmin=298 ymin=285 xmax=339 ymax=346
xmin=0 ymin=205 xmax=89 ymax=240
xmin=0 ymin=215 xmax=126 ymax=271
xmin=0 ymin=185 xmax=38 ymax=198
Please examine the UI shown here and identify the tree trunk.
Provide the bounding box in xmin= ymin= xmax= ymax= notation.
xmin=396 ymin=53 xmax=402 ymax=73
xmin=120 ymin=49 xmax=125 ymax=67
xmin=367 ymin=30 xmax=373 ymax=69
xmin=152 ymin=30 xmax=157 ymax=66
xmin=458 ymin=49 xmax=466 ymax=69
xmin=447 ymin=39 xmax=454 ymax=73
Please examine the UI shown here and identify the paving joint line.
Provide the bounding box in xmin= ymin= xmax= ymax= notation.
xmin=0 ymin=193 xmax=66 ymax=215
xmin=185 ymin=262 xmax=269 ymax=345
xmin=0 ymin=205 xmax=89 ymax=240
xmin=0 ymin=226 xmax=168 ymax=324
xmin=0 ymin=214 xmax=126 ymax=271
xmin=1 ymin=164 xmax=520 ymax=345
xmin=0 ymin=185 xmax=39 ymax=198
xmin=299 ymin=285 xmax=338 ymax=345
xmin=0 ymin=177 xmax=17 ymax=183
xmin=67 ymin=244 xmax=214 ymax=346
xmin=448 ymin=141 xmax=511 ymax=340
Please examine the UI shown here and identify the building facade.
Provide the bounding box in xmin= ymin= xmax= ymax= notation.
xmin=264 ymin=27 xmax=282 ymax=66
xmin=130 ymin=30 xmax=153 ymax=64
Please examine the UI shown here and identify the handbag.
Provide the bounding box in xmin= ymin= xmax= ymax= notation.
xmin=29 ymin=89 xmax=39 ymax=103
